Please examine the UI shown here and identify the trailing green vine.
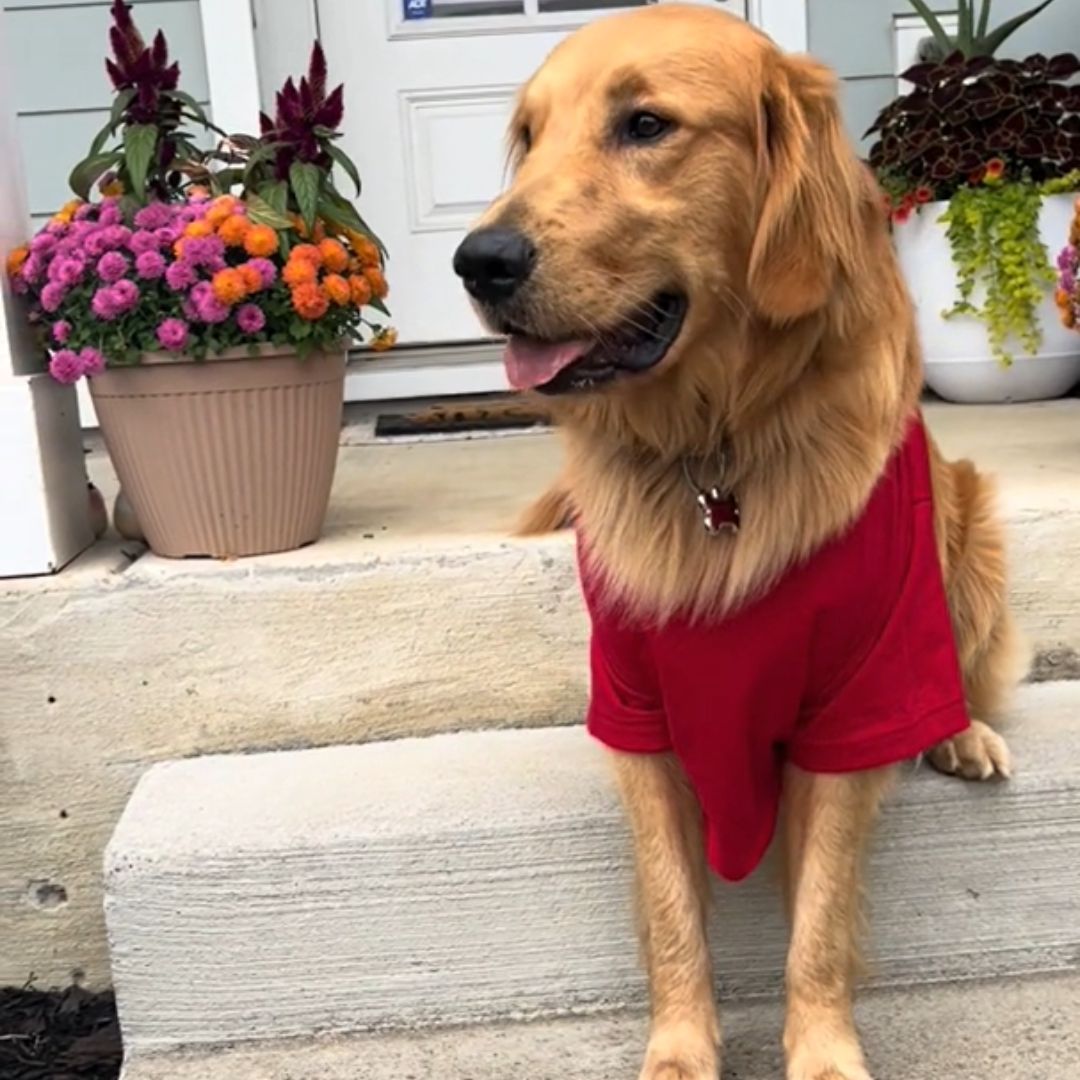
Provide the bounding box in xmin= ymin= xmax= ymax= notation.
xmin=938 ymin=174 xmax=1079 ymax=366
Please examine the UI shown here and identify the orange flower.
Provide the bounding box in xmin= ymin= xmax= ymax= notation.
xmin=370 ymin=327 xmax=398 ymax=352
xmin=99 ymin=179 xmax=124 ymax=197
xmin=984 ymin=158 xmax=1006 ymax=183
xmin=243 ymin=224 xmax=279 ymax=257
xmin=184 ymin=219 xmax=214 ymax=240
xmin=913 ymin=186 xmax=934 ymax=205
xmin=6 ymin=245 xmax=29 ymax=278
xmin=348 ymin=274 xmax=373 ymax=306
xmin=324 ymin=273 xmax=351 ymax=306
xmin=282 ymin=257 xmax=318 ymax=287
xmin=364 ymin=266 xmax=389 ymax=300
xmin=291 ymin=243 xmax=323 ymax=267
xmin=212 ymin=268 xmax=248 ymax=305
xmin=238 ymin=263 xmax=265 ymax=294
xmin=173 ymin=238 xmax=187 ymax=259
xmin=318 ymin=238 xmax=349 ymax=273
xmin=345 ymin=230 xmax=380 ymax=268
xmin=289 ymin=214 xmax=326 ymax=241
xmin=206 ymin=196 xmax=240 ymax=227
xmin=291 ymin=281 xmax=330 ymax=320
xmin=218 ymin=214 xmax=251 ymax=247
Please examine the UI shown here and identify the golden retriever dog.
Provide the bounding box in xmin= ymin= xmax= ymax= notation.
xmin=452 ymin=6 xmax=1024 ymax=1078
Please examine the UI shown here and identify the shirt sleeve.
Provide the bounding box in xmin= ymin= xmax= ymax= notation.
xmin=585 ymin=602 xmax=672 ymax=754
xmin=789 ymin=500 xmax=970 ymax=774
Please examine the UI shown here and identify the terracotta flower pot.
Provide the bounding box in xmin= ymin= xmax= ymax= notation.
xmin=89 ymin=345 xmax=345 ymax=558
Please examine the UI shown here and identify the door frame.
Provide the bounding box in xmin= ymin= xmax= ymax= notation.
xmin=241 ymin=0 xmax=810 ymax=405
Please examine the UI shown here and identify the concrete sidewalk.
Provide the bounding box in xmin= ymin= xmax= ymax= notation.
xmin=121 ymin=973 xmax=1080 ymax=1080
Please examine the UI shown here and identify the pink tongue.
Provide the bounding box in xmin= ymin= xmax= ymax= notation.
xmin=504 ymin=336 xmax=592 ymax=391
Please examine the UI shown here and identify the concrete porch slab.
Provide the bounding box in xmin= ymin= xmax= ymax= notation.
xmin=3 ymin=401 xmax=1080 ymax=989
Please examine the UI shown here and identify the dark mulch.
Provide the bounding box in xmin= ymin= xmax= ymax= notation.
xmin=0 ymin=986 xmax=121 ymax=1080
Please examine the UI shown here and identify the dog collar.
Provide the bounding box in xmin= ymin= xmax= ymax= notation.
xmin=681 ymin=453 xmax=741 ymax=536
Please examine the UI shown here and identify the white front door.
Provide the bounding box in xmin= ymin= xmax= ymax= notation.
xmin=318 ymin=0 xmax=748 ymax=356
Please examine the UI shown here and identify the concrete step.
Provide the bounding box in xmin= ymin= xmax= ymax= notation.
xmin=119 ymin=972 xmax=1080 ymax=1080
xmin=104 ymin=682 xmax=1080 ymax=1056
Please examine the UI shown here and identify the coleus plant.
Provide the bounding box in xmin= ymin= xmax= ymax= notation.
xmin=868 ymin=51 xmax=1080 ymax=203
xmin=68 ymin=0 xmax=217 ymax=203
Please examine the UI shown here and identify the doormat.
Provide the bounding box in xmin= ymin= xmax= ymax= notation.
xmin=374 ymin=396 xmax=551 ymax=438
xmin=0 ymin=985 xmax=121 ymax=1080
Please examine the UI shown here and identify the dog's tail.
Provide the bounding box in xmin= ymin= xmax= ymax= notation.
xmin=515 ymin=481 xmax=575 ymax=536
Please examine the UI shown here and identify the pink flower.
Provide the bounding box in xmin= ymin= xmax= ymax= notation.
xmin=97 ymin=200 xmax=122 ymax=226
xmin=52 ymin=320 xmax=72 ymax=344
xmin=128 ymin=229 xmax=160 ymax=255
xmin=49 ymin=349 xmax=83 ymax=384
xmin=183 ymin=235 xmax=225 ymax=268
xmin=196 ymin=295 xmax=230 ymax=324
xmin=246 ymin=257 xmax=278 ymax=288
xmin=30 ymin=232 xmax=57 ymax=255
xmin=111 ymin=279 xmax=139 ymax=313
xmin=20 ymin=253 xmax=45 ymax=283
xmin=84 ymin=229 xmax=113 ymax=258
xmin=156 ymin=317 xmax=190 ymax=352
xmin=236 ymin=303 xmax=266 ymax=334
xmin=97 ymin=251 xmax=128 ymax=283
xmin=155 ymin=225 xmax=181 ymax=247
xmin=91 ymin=287 xmax=121 ymax=320
xmin=40 ymin=282 xmax=67 ymax=312
xmin=101 ymin=225 xmax=132 ymax=250
xmin=75 ymin=204 xmax=96 ymax=222
xmin=135 ymin=250 xmax=166 ymax=280
xmin=78 ymin=347 xmax=105 ymax=377
xmin=165 ymin=259 xmax=198 ymax=291
xmin=48 ymin=257 xmax=86 ymax=287
xmin=134 ymin=203 xmax=172 ymax=230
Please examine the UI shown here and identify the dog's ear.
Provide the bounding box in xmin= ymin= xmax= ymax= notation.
xmin=747 ymin=54 xmax=871 ymax=323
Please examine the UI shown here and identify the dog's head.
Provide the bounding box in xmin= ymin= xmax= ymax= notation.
xmin=453 ymin=6 xmax=878 ymax=406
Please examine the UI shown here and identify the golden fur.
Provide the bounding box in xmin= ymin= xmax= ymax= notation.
xmin=469 ymin=6 xmax=1024 ymax=1077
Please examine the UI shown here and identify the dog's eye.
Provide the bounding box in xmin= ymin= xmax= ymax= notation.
xmin=623 ymin=110 xmax=673 ymax=145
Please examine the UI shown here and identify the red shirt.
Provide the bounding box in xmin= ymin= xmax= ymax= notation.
xmin=581 ymin=417 xmax=969 ymax=882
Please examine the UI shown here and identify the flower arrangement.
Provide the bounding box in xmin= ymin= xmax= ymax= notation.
xmin=1054 ymin=200 xmax=1080 ymax=329
xmin=868 ymin=34 xmax=1080 ymax=365
xmin=6 ymin=1 xmax=394 ymax=384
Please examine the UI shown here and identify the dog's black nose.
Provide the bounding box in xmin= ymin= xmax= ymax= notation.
xmin=453 ymin=227 xmax=536 ymax=303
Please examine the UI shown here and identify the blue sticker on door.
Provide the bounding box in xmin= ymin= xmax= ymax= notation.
xmin=404 ymin=0 xmax=433 ymax=18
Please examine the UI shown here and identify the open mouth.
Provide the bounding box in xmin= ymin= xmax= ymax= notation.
xmin=502 ymin=292 xmax=687 ymax=395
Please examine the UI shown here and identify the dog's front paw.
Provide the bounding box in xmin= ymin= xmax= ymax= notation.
xmin=639 ymin=1020 xmax=719 ymax=1080
xmin=786 ymin=1041 xmax=872 ymax=1080
xmin=928 ymin=719 xmax=1012 ymax=781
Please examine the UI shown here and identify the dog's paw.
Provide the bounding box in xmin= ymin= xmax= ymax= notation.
xmin=639 ymin=1021 xmax=719 ymax=1080
xmin=928 ymin=719 xmax=1012 ymax=781
xmin=786 ymin=1045 xmax=872 ymax=1080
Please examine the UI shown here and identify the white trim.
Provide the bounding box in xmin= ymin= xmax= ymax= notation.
xmin=346 ymin=343 xmax=507 ymax=401
xmin=198 ymin=0 xmax=262 ymax=136
xmin=749 ymin=0 xmax=809 ymax=53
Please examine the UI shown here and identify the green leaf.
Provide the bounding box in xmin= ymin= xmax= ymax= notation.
xmin=981 ymin=0 xmax=1057 ymax=55
xmin=906 ymin=0 xmax=958 ymax=56
xmin=957 ymin=0 xmax=973 ymax=52
xmin=68 ymin=151 xmax=123 ymax=200
xmin=124 ymin=124 xmax=159 ymax=201
xmin=210 ymin=167 xmax=245 ymax=193
xmin=88 ymin=118 xmax=119 ymax=159
xmin=246 ymin=192 xmax=294 ymax=230
xmin=976 ymin=0 xmax=992 ymax=38
xmin=367 ymin=297 xmax=391 ymax=317
xmin=327 ymin=144 xmax=362 ymax=195
xmin=259 ymin=180 xmax=289 ymax=216
xmin=317 ymin=189 xmax=388 ymax=256
xmin=169 ymin=90 xmax=210 ymax=127
xmin=108 ymin=89 xmax=136 ymax=131
xmin=289 ymin=161 xmax=322 ymax=236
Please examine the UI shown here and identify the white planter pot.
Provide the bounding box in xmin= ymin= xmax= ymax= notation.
xmin=894 ymin=192 xmax=1080 ymax=404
